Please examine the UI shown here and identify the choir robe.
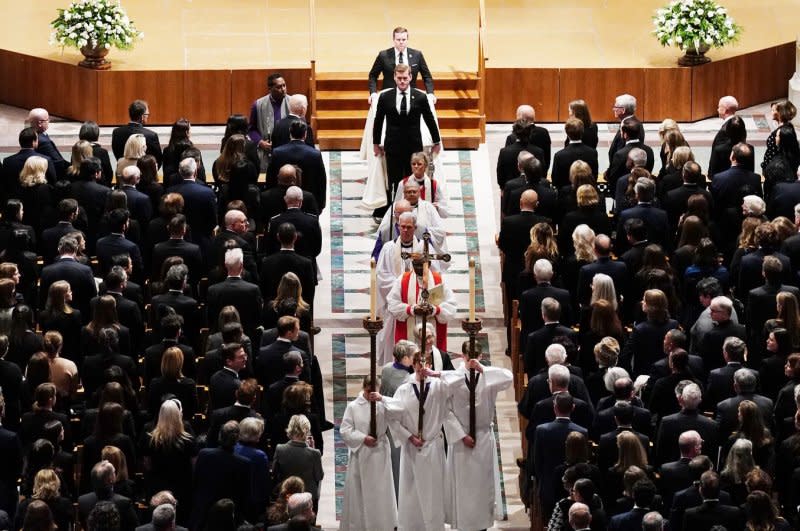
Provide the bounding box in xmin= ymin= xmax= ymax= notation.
xmin=386 ymin=269 xmax=457 ymax=357
xmin=443 ymin=364 xmax=513 ymax=531
xmin=339 ymin=392 xmax=398 ymax=531
xmin=385 ymin=375 xmax=459 ymax=531
xmin=394 ymin=174 xmax=449 ymax=218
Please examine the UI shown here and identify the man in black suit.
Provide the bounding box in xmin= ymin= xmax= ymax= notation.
xmin=266 ymin=186 xmax=322 ymax=279
xmin=143 ymin=313 xmax=196 ymax=385
xmin=19 ymin=383 xmax=72 ymax=454
xmin=0 ymin=393 xmax=21 ymax=522
xmin=523 ymin=297 xmax=578 ymax=377
xmin=40 ymin=235 xmax=97 ymax=322
xmin=518 ymin=343 xmax=592 ymax=412
xmin=111 ymin=99 xmax=163 ymax=167
xmin=503 ymin=105 xmax=552 ymax=170
xmin=705 ymin=335 xmax=750 ymax=408
xmin=608 ymin=94 xmax=646 ymax=165
xmin=715 ymin=368 xmax=773 ymax=438
xmin=712 ymin=95 xmax=739 ymax=150
xmin=697 ymin=297 xmax=747 ymax=373
xmin=781 ymin=209 xmax=800 ymax=273
xmin=167 ymin=158 xmax=217 ymax=255
xmin=1 ymin=127 xmax=57 ymax=195
xmin=118 ymin=165 xmax=153 ymax=227
xmin=208 ymin=343 xmax=248 ymax=411
xmin=206 ymin=248 xmax=263 ymax=341
xmin=261 ymin=222 xmax=316 ymax=305
xmin=528 ymin=364 xmax=594 ymax=431
xmin=95 ymin=209 xmax=144 ymax=283
xmin=658 ymin=430 xmax=702 ymax=509
xmin=71 ymin=157 xmax=111 ymax=251
xmin=496 ymin=121 xmax=545 ymax=189
xmin=615 ymin=177 xmax=669 ymax=253
xmin=41 ymin=199 xmax=83 ymax=265
xmin=206 ymin=378 xmax=260 ymax=446
xmin=151 ymin=214 xmax=205 ymax=283
xmin=136 ymin=503 xmax=185 ymax=531
xmin=768 ymin=168 xmax=800 ymax=219
xmin=28 ymin=108 xmax=67 ymax=179
xmin=150 ymin=264 xmax=200 ymax=346
xmin=190 ymin=421 xmax=251 ymax=530
xmin=551 ymin=117 xmax=598 ymax=189
xmin=78 ymin=461 xmax=139 ymax=531
xmin=619 ymin=217 xmax=649 ymax=277
xmin=210 ymin=208 xmax=260 ymax=281
xmin=737 ymin=222 xmax=793 ymax=303
xmin=498 ymin=189 xmax=551 ymax=311
xmin=646 ymin=349 xmax=703 ymax=422
xmin=669 ymin=456 xmax=733 ymax=531
xmin=592 ymin=376 xmax=653 ymax=438
xmin=502 ymin=156 xmax=557 ymax=220
xmin=607 ymin=117 xmax=654 ymax=193
xmin=267 ymin=121 xmax=327 ymax=210
xmin=263 ymin=350 xmax=304 ymax=419
xmin=270 ymin=94 xmax=315 ymax=150
xmin=518 ymin=257 xmax=572 ymax=347
xmin=92 ymin=266 xmax=144 ymax=353
xmin=596 ymin=401 xmax=650 ymax=472
xmin=664 ymin=161 xmax=713 ymax=229
xmin=260 ymin=164 xmax=319 ymax=226
xmin=654 ymin=383 xmax=718 ymax=465
xmin=710 ymin=143 xmax=762 ymax=249
xmin=607 ymin=479 xmax=658 ymax=531
xmin=372 ymin=63 xmax=440 ymax=217
xmin=255 ymin=317 xmax=311 ymax=389
xmin=682 ymin=471 xmax=744 ymax=531
xmin=368 ymin=26 xmax=434 ymax=101
xmin=747 ymin=256 xmax=800 ymax=354
xmin=577 ymin=234 xmax=628 ymax=306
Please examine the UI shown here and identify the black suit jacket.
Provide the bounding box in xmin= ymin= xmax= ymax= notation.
xmin=496 ymin=141 xmax=546 ymax=188
xmin=598 ymin=427 xmax=650 ymax=472
xmin=41 ymin=222 xmax=81 ymax=264
xmin=191 ymin=448 xmax=251 ymax=530
xmin=655 ymin=409 xmax=719 ymax=465
xmin=150 ymin=291 xmax=201 ymax=342
xmin=497 ymin=211 xmax=551 ymax=284
xmin=664 ymin=184 xmax=713 ymax=229
xmin=746 ymin=283 xmax=800 ymax=351
xmin=768 ymin=180 xmax=800 ymax=219
xmin=206 ymin=403 xmax=260 ymax=447
xmin=1 ymin=149 xmax=57 ymax=194
xmin=523 ymin=323 xmax=578 ymax=377
xmin=111 ymin=122 xmax=163 ymax=167
xmin=368 ymin=47 xmax=433 ymax=93
xmin=266 ymin=208 xmax=322 ymax=277
xmin=518 ymin=282 xmax=573 ymax=347
xmin=607 ymin=140 xmax=655 ymax=190
xmin=208 ymin=368 xmax=241 ymax=412
xmin=19 ymin=409 xmax=72 ymax=450
xmin=705 ymin=362 xmax=747 ymax=407
xmin=697 ymin=322 xmax=747 ymax=373
xmin=255 ymin=340 xmax=311 ymax=389
xmin=271 ymin=114 xmax=316 ymax=150
xmin=530 ymin=393 xmax=594 ymax=433
xmin=502 ymin=179 xmax=558 ymax=220
xmin=96 ymin=233 xmax=144 ymax=282
xmin=715 ymin=392 xmax=774 ymax=438
xmin=143 ymin=340 xmax=197 ymax=385
xmin=151 ymin=238 xmax=205 ymax=281
xmin=40 ymin=257 xmax=97 ymax=321
xmin=166 ymin=180 xmax=217 ymax=239
xmin=577 ymin=257 xmax=628 ymax=306
xmin=683 ymin=500 xmax=744 ymax=531
xmin=532 ymin=418 xmax=588 ymax=508
xmin=608 ymin=117 xmax=646 ymax=163
xmin=0 ymin=426 xmax=22 ymax=518
xmin=737 ymin=249 xmax=792 ymax=304
xmin=0 ymin=360 xmax=22 ymax=430
xmin=268 ymin=141 xmax=327 ymax=210
xmin=260 ymin=250 xmax=316 ymax=304
xmin=259 ymin=186 xmax=319 ymax=226
xmin=206 ymin=277 xmax=263 ymax=340
xmin=615 ymin=203 xmax=669 ymax=253
xmin=120 ymin=184 xmax=153 ymax=226
xmin=551 ymin=142 xmax=598 ymax=189
xmin=518 ymin=368 xmax=592 ymax=419
xmin=78 ymin=491 xmax=139 ymax=531
xmin=91 ymin=291 xmax=144 ymax=352
xmin=658 ymin=457 xmax=694 ymax=508
xmin=373 ymin=87 xmax=440 ymax=156
xmin=592 ymin=403 xmax=653 ymax=440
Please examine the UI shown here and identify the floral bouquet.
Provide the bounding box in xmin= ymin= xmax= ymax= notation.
xmin=653 ymin=0 xmax=741 ymax=53
xmin=50 ymin=0 xmax=143 ymax=51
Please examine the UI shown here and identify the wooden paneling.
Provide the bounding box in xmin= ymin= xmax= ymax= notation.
xmin=559 ymin=69 xmax=646 ymax=123
xmin=642 ymin=68 xmax=692 ymax=122
xmin=97 ymin=70 xmax=184 ymax=125
xmin=182 ymin=70 xmax=232 ymax=124
xmin=484 ymin=68 xmax=559 ymax=123
xmin=230 ymin=69 xmax=311 ymax=120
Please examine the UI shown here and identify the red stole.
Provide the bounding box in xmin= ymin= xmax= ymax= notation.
xmin=395 ymin=270 xmax=448 ymax=352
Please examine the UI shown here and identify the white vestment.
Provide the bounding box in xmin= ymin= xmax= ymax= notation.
xmin=395 ymin=175 xmax=449 ymax=218
xmin=340 ymin=393 xmax=398 ymax=531
xmin=360 ymin=90 xmax=446 ymax=211
xmin=385 ymin=376 xmax=458 ymax=531
xmin=375 ymin=236 xmax=423 ymax=365
xmin=374 ymin=199 xmax=449 ymax=267
xmin=442 ymin=365 xmax=514 ymax=531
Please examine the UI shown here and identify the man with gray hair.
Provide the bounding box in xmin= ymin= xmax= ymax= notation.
xmin=266 ymin=186 xmax=322 ymax=281
xmin=697 ymin=297 xmax=747 ymax=375
xmin=523 ymin=296 xmax=578 ymax=377
xmin=715 ymin=367 xmax=773 ymax=438
xmin=268 ymin=120 xmax=327 ymax=210
xmin=659 ymin=430 xmax=702 ymax=507
xmin=40 ymin=234 xmax=98 ymax=319
xmin=713 ymin=95 xmax=739 ymax=149
xmin=612 ymin=146 xmax=649 ymax=212
xmin=119 ymin=165 xmax=153 ymax=226
xmin=211 ymin=208 xmax=259 ymax=281
xmin=529 ymin=363 xmax=593 ymax=430
xmin=78 ymin=460 xmax=139 ymax=530
xmin=641 ymin=510 xmax=664 ymax=531
xmin=206 ymin=247 xmax=263 ymax=340
xmin=615 ymin=176 xmax=668 ymax=253
xmin=518 ymin=258 xmax=573 ymax=345
xmin=271 ymin=93 xmax=315 ymax=150
xmin=567 ymin=502 xmax=592 ymax=531
xmin=135 ymin=503 xmax=182 ymax=531
xmin=167 ymin=157 xmax=217 ymax=245
xmin=285 ymin=492 xmax=319 ymax=529
xmin=655 ymin=382 xmax=719 ymax=465
xmin=608 ymin=94 xmax=646 ymax=164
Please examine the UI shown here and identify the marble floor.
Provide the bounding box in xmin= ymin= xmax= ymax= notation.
xmin=0 ymin=101 xmax=779 ymax=529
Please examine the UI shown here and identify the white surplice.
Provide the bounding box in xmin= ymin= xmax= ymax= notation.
xmin=340 ymin=392 xmax=398 ymax=531
xmin=384 ymin=376 xmax=459 ymax=531
xmin=374 ymin=198 xmax=449 ymax=269
xmin=395 ymin=175 xmax=449 ymax=218
xmin=442 ymin=365 xmax=513 ymax=531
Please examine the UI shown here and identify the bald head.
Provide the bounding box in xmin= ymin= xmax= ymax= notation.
xmin=277 ymin=164 xmax=298 ymax=187
xmin=224 ymin=209 xmax=247 ymax=232
xmin=568 ymin=502 xmax=591 ymax=529
xmin=594 ymin=234 xmax=612 ymax=256
xmin=516 ymin=105 xmax=535 ymax=121
xmin=121 ymin=165 xmax=141 ymax=185
xmin=28 ymin=108 xmax=50 ymax=133
xmin=520 ymin=189 xmax=538 ymax=211
xmin=285 ymin=186 xmax=303 ymax=207
xmin=393 ymin=199 xmax=412 ymax=221
xmin=718 ymin=96 xmax=739 ymax=119
xmin=678 ymin=430 xmax=702 ymax=458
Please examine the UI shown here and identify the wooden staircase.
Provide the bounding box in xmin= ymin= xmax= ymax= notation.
xmin=312 ymin=72 xmax=484 ymax=151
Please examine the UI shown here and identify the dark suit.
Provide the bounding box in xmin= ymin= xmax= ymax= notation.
xmin=120 ymin=184 xmax=153 ymax=226
xmin=710 ymin=165 xmax=761 ymax=228
xmin=40 ymin=257 xmax=97 ymax=322
xmin=81 ymin=351 xmax=139 ymax=399
xmin=530 ymin=393 xmax=594 ymax=432
xmin=598 ymin=427 xmax=650 ymax=472
xmin=715 ymin=392 xmax=773 ymax=438
xmin=208 ymin=367 xmax=242 ymax=412
xmin=373 ymin=87 xmax=440 ymax=201
xmin=608 ymin=118 xmax=646 ymax=164
xmin=91 ymin=291 xmax=144 ymax=352
xmin=166 ymin=179 xmax=217 ymax=240
xmin=95 ymin=233 xmax=143 ymax=282
xmin=266 ymin=208 xmax=322 ymax=279
xmin=576 ymin=257 xmax=628 ymax=306
xmin=615 ymin=203 xmax=669 ymax=253
xmin=647 ymin=371 xmax=701 ymax=421
xmin=1 ymin=149 xmax=57 ymax=193
xmin=34 ymin=132 xmax=67 ymax=178
xmin=592 ymin=403 xmax=653 ymax=440
xmin=659 ymin=457 xmax=693 ymax=508
xmin=260 ymin=249 xmax=316 ymax=304
xmin=664 ymin=184 xmax=713 ymax=229
xmin=259 ymin=185 xmax=319 ymax=226
xmin=496 ymin=141 xmax=545 ymax=188
xmin=0 ymin=426 xmax=21 ymax=521
xmin=78 ymin=491 xmax=139 ymax=531
xmin=111 ymin=122 xmax=163 ymax=167
xmin=206 ymin=404 xmax=260 ymax=447
xmin=368 ymin=47 xmax=433 ymax=93
xmin=551 ymin=142 xmax=598 ymax=189
xmin=518 ymin=282 xmax=573 ymax=348
xmin=151 ymin=238 xmax=204 ymax=282
xmin=497 ymin=210 xmax=551 ymax=301
xmin=746 ymin=282 xmax=800 ymax=352
xmin=71 ymin=179 xmax=111 ymax=247
xmin=190 ymin=448 xmax=251 ymax=530
xmin=607 ymin=140 xmax=655 ymax=192
xmin=523 ymin=322 xmax=578 ymax=377
xmin=268 ymin=141 xmax=328 ymax=210
xmin=704 ymin=361 xmax=746 ymax=408
xmin=206 ymin=277 xmax=263 ymax=340
xmin=271 ymin=114 xmax=316 ymax=150
xmin=655 ymin=409 xmax=719 ymax=465
xmin=519 ymin=367 xmax=592 ymax=416
xmin=41 ymin=221 xmax=81 ymax=264
xmin=0 ymin=360 xmax=22 ymax=431
xmin=737 ymin=250 xmax=792 ymax=304
xmin=532 ymin=418 xmax=588 ymax=511
xmin=19 ymin=409 xmax=72 ymax=451
xmin=264 ymin=375 xmax=300 ymax=419
xmin=608 ymin=507 xmax=650 ymax=531
xmin=255 ymin=340 xmax=311 ymax=389
xmin=623 ymin=319 xmax=678 ymax=377
xmin=209 ymin=229 xmax=259 ymax=281
xmin=143 ymin=340 xmax=196 ymax=385
xmin=502 ymin=179 xmax=558 ymax=220
xmin=780 ymin=233 xmax=800 ymax=274
xmin=558 ymin=207 xmax=612 ymax=256
xmin=697 ymin=321 xmax=747 ymax=373
xmin=150 ymin=291 xmax=200 ymax=343
xmin=768 ymin=180 xmax=800 ymax=219
xmin=682 ymin=500 xmax=744 ymax=531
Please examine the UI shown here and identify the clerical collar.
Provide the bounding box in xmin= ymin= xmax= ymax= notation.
xmin=277 ymin=337 xmax=292 ymax=343
xmin=625 ymin=139 xmax=639 ymax=145
xmin=400 ymin=241 xmax=413 ymax=248
xmin=168 ymin=289 xmax=183 ymax=294
xmin=569 ymin=140 xmax=583 ymax=144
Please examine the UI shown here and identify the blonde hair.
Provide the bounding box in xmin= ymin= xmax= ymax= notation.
xmin=69 ymin=140 xmax=93 ymax=176
xmin=590 ymin=273 xmax=618 ymax=311
xmin=572 ymin=224 xmax=596 ymax=263
xmin=123 ymin=134 xmax=147 ymax=159
xmin=19 ymin=156 xmax=48 ymax=187
xmin=658 ymin=118 xmax=680 ymax=140
xmin=32 ymin=468 xmax=60 ymax=500
xmin=149 ymin=399 xmax=190 ymax=448
xmin=275 ymin=272 xmax=309 ymax=312
xmin=160 ymin=347 xmax=184 ymax=379
xmin=670 ymin=146 xmax=694 ymax=169
xmin=524 ymin=222 xmax=558 ymax=271
xmin=643 ymin=289 xmax=669 ymax=322
xmin=286 ymin=414 xmax=311 ymax=440
xmin=576 ymin=184 xmax=599 ymax=208
xmin=101 ymin=445 xmax=129 ymax=482
xmin=614 ymin=431 xmax=649 ymax=472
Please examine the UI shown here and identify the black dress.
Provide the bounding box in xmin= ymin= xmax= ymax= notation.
xmin=140 ymin=432 xmax=198 ymax=526
xmin=39 ymin=309 xmax=83 ymax=363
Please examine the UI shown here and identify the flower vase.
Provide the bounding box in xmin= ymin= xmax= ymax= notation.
xmin=678 ymin=43 xmax=711 ymax=66
xmin=79 ymin=44 xmax=111 ymax=70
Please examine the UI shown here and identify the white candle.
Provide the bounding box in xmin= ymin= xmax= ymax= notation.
xmin=369 ymin=258 xmax=377 ymax=320
xmin=469 ymin=257 xmax=476 ymax=321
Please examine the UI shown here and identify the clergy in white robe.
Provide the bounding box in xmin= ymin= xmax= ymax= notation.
xmin=339 ymin=376 xmax=398 ymax=531
xmin=386 ymin=263 xmax=456 ymax=358
xmin=401 ymin=180 xmax=448 ymax=257
xmin=443 ymin=358 xmax=514 ymax=531
xmin=393 ymin=152 xmax=449 ymax=218
xmin=382 ymin=354 xmax=459 ymax=531
xmin=372 ymin=199 xmax=448 ymax=267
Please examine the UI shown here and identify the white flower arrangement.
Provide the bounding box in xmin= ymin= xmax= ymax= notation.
xmin=50 ymin=0 xmax=143 ymax=51
xmin=653 ymin=0 xmax=740 ymax=51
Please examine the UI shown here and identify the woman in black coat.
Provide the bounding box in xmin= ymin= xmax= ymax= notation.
xmin=146 ymin=346 xmax=198 ymax=421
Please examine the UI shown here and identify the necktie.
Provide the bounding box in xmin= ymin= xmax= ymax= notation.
xmin=400 ymin=91 xmax=407 ymax=115
xmin=398 ymin=51 xmax=404 ymax=64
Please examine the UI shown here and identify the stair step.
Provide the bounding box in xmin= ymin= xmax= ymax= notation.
xmin=315 ymin=72 xmax=479 ymax=91
xmin=315 ymin=109 xmax=482 ymax=129
xmin=318 ymin=128 xmax=481 ymax=138
xmin=316 ymin=89 xmax=478 ymax=101
xmin=316 ymin=72 xmax=478 ymax=80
